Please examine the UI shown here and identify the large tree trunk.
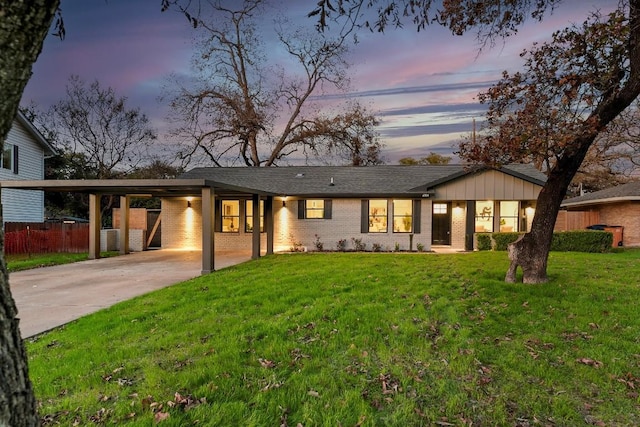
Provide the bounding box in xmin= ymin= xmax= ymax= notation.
xmin=506 ymin=142 xmax=592 ymax=283
xmin=0 ymin=1 xmax=60 ymax=425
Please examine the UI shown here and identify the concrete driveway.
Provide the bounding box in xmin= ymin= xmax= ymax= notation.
xmin=10 ymin=249 xmax=251 ymax=338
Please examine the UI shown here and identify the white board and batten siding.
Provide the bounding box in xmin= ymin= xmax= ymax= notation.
xmin=433 ymin=169 xmax=542 ymax=201
xmin=1 ymin=119 xmax=47 ymax=222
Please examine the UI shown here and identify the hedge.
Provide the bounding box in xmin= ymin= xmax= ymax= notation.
xmin=479 ymin=230 xmax=613 ymax=253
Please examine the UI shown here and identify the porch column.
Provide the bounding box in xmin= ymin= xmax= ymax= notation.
xmin=252 ymin=193 xmax=260 ymax=260
xmin=119 ymin=195 xmax=130 ymax=255
xmin=265 ymin=196 xmax=274 ymax=255
xmin=465 ymin=200 xmax=475 ymax=251
xmin=89 ymin=193 xmax=101 ymax=259
xmin=201 ymin=187 xmax=215 ymax=274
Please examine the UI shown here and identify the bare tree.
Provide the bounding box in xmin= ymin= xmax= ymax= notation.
xmin=53 ymin=75 xmax=157 ymax=179
xmin=570 ymin=101 xmax=640 ymax=195
xmin=167 ymin=0 xmax=382 ymax=167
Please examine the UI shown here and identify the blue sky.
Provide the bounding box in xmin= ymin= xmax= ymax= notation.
xmin=21 ymin=0 xmax=615 ymax=164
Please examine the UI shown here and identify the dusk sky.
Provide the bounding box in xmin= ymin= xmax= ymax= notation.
xmin=21 ymin=0 xmax=616 ymax=165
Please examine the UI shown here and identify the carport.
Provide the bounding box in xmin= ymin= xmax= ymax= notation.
xmin=2 ymin=179 xmax=277 ymax=274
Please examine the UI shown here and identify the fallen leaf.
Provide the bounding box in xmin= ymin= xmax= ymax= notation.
xmin=154 ymin=411 xmax=170 ymax=423
xmin=576 ymin=358 xmax=603 ymax=368
xmin=259 ymin=358 xmax=276 ymax=368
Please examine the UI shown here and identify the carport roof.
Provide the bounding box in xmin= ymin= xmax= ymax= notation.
xmin=0 ymin=178 xmax=276 ymax=197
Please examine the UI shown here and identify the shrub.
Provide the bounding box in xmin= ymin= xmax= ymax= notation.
xmin=289 ymin=234 xmax=304 ymax=252
xmin=313 ymin=234 xmax=324 ymax=252
xmin=336 ymin=239 xmax=347 ymax=252
xmin=416 ymin=243 xmax=425 ymax=252
xmin=482 ymin=230 xmax=613 ymax=253
xmin=551 ymin=230 xmax=612 ymax=253
xmin=372 ymin=242 xmax=383 ymax=252
xmin=493 ymin=232 xmax=522 ymax=251
xmin=394 ymin=242 xmax=400 ymax=252
xmin=477 ymin=233 xmax=492 ymax=251
xmin=352 ymin=238 xmax=366 ymax=252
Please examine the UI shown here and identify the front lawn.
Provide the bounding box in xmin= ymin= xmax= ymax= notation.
xmin=27 ymin=251 xmax=640 ymax=426
xmin=6 ymin=252 xmax=119 ymax=272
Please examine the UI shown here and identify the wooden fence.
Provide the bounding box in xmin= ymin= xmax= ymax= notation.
xmin=3 ymin=222 xmax=89 ymax=255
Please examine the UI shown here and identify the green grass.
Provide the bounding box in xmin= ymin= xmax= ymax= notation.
xmin=6 ymin=252 xmax=119 ymax=272
xmin=27 ymin=251 xmax=640 ymax=426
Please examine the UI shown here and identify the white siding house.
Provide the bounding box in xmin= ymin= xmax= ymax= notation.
xmin=1 ymin=111 xmax=56 ymax=223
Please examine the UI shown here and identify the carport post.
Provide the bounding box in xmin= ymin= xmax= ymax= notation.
xmin=89 ymin=193 xmax=101 ymax=259
xmin=201 ymin=187 xmax=215 ymax=274
xmin=119 ymin=195 xmax=130 ymax=255
xmin=265 ymin=196 xmax=274 ymax=255
xmin=252 ymin=194 xmax=261 ymax=260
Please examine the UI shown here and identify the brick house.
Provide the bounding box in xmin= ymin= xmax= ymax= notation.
xmin=561 ymin=180 xmax=640 ymax=247
xmin=2 ymin=164 xmax=545 ymax=273
xmin=162 ymin=164 xmax=545 ymax=254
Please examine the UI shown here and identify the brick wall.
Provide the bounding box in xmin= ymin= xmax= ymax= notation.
xmin=275 ymin=199 xmax=432 ymax=252
xmin=162 ymin=198 xmax=202 ymax=249
xmin=451 ymin=203 xmax=466 ymax=249
xmin=112 ymin=208 xmax=148 ymax=229
xmin=593 ymin=202 xmax=640 ymax=247
xmin=162 ymin=197 xmax=434 ymax=252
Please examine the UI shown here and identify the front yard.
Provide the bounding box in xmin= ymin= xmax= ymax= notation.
xmin=27 ymin=251 xmax=640 ymax=426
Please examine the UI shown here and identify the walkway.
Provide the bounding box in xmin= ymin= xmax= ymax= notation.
xmin=10 ymin=249 xmax=251 ymax=338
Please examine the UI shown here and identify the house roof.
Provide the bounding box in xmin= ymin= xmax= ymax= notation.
xmin=2 ymin=164 xmax=545 ymax=198
xmin=561 ymin=180 xmax=640 ymax=209
xmin=15 ymin=111 xmax=57 ymax=157
xmin=180 ymin=164 xmax=547 ymax=198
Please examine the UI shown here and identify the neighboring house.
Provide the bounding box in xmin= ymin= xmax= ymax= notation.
xmin=0 ymin=111 xmax=56 ymax=223
xmin=561 ymin=180 xmax=640 ymax=247
xmin=162 ymin=164 xmax=546 ymax=253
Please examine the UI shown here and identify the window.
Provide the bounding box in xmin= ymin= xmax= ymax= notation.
xmin=393 ymin=199 xmax=413 ymax=233
xmin=500 ymin=201 xmax=519 ymax=232
xmin=306 ymin=199 xmax=325 ymax=218
xmin=2 ymin=143 xmax=17 ymax=173
xmin=297 ymin=199 xmax=332 ymax=219
xmin=245 ymin=200 xmax=264 ymax=232
xmin=475 ymin=201 xmax=494 ymax=232
xmin=433 ymin=203 xmax=447 ymax=214
xmin=368 ymin=200 xmax=388 ymax=233
xmin=221 ymin=200 xmax=239 ymax=232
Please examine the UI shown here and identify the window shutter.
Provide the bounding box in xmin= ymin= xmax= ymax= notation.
xmin=361 ymin=200 xmax=369 ymax=233
xmin=298 ymin=200 xmax=305 ymax=219
xmin=214 ymin=199 xmax=222 ymax=232
xmin=323 ymin=199 xmax=332 ymax=219
xmin=412 ymin=200 xmax=421 ymax=234
xmin=12 ymin=145 xmax=18 ymax=174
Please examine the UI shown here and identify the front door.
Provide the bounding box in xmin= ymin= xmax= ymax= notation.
xmin=432 ymin=202 xmax=451 ymax=245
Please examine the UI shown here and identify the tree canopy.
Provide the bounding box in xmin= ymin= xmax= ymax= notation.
xmin=458 ymin=2 xmax=640 ymax=283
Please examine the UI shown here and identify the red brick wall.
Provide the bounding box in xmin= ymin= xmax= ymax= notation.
xmin=112 ymin=208 xmax=148 ymax=229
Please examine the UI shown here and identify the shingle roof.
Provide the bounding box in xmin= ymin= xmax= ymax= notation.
xmin=561 ymin=180 xmax=640 ymax=208
xmin=180 ymin=164 xmax=546 ymax=197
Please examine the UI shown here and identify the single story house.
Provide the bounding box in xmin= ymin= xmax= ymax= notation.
xmin=2 ymin=164 xmax=546 ymax=273
xmin=165 ymin=165 xmax=545 ymax=256
xmin=561 ymin=180 xmax=640 ymax=247
xmin=1 ymin=111 xmax=57 ymax=222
